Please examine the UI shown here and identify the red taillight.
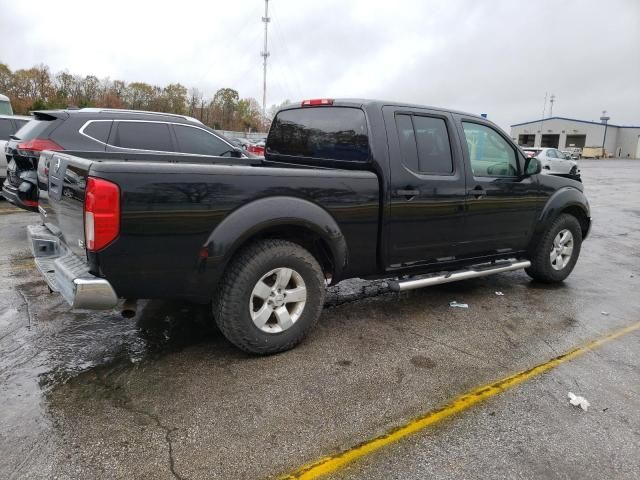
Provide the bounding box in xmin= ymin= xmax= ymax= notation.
xmin=301 ymin=98 xmax=334 ymax=107
xmin=16 ymin=138 xmax=64 ymax=153
xmin=247 ymin=145 xmax=265 ymax=155
xmin=84 ymin=177 xmax=120 ymax=251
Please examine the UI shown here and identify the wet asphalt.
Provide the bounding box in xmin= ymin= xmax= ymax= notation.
xmin=0 ymin=160 xmax=638 ymax=480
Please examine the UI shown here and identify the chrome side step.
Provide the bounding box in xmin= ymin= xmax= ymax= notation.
xmin=388 ymin=260 xmax=531 ymax=292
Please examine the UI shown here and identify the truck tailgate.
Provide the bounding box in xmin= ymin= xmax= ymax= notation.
xmin=37 ymin=151 xmax=93 ymax=259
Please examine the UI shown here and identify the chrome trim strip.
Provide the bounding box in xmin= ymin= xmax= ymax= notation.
xmin=78 ymin=119 xmax=240 ymax=157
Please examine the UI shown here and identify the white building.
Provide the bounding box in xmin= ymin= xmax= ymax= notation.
xmin=510 ymin=117 xmax=640 ymax=159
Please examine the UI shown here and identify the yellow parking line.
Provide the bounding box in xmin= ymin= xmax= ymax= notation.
xmin=0 ymin=209 xmax=21 ymax=214
xmin=277 ymin=321 xmax=640 ymax=480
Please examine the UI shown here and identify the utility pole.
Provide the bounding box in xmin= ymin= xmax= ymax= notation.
xmin=600 ymin=110 xmax=610 ymax=158
xmin=261 ymin=0 xmax=270 ymax=123
xmin=537 ymin=92 xmax=548 ymax=147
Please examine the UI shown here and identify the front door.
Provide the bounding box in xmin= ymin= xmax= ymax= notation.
xmin=383 ymin=107 xmax=467 ymax=269
xmin=455 ymin=118 xmax=541 ymax=256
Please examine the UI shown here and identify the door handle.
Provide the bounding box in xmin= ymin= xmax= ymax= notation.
xmin=471 ymin=185 xmax=486 ymax=199
xmin=395 ymin=189 xmax=420 ymax=199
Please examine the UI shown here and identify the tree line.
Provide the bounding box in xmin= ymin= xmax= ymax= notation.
xmin=0 ymin=62 xmax=274 ymax=133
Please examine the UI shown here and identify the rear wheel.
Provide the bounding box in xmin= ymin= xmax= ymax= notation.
xmin=213 ymin=239 xmax=326 ymax=355
xmin=526 ymin=214 xmax=582 ymax=283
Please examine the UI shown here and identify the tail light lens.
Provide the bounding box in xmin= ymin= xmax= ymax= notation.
xmin=16 ymin=138 xmax=64 ymax=155
xmin=84 ymin=177 xmax=120 ymax=251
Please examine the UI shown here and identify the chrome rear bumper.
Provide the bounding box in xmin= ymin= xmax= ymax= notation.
xmin=27 ymin=224 xmax=118 ymax=309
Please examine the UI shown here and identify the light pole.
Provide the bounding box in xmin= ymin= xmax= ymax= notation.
xmin=600 ymin=111 xmax=610 ymax=158
xmin=261 ymin=0 xmax=270 ymax=125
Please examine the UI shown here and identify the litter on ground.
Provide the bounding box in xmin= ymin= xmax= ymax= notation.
xmin=495 ymin=291 xmax=504 ymax=296
xmin=568 ymin=392 xmax=590 ymax=411
xmin=601 ymin=312 xmax=610 ymax=316
xmin=449 ymin=301 xmax=469 ymax=308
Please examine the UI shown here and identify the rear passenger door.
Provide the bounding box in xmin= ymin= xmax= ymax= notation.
xmin=455 ymin=117 xmax=540 ymax=255
xmin=383 ymin=107 xmax=468 ymax=268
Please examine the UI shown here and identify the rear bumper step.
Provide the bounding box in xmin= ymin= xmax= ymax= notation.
xmin=27 ymin=224 xmax=118 ymax=309
xmin=388 ymin=260 xmax=531 ymax=292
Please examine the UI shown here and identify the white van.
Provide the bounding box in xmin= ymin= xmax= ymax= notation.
xmin=0 ymin=94 xmax=13 ymax=115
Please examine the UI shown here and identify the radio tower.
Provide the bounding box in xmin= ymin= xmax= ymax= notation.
xmin=549 ymin=93 xmax=556 ymax=116
xmin=261 ymin=0 xmax=270 ymax=122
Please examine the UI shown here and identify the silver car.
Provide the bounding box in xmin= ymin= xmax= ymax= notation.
xmin=522 ymin=147 xmax=579 ymax=175
xmin=0 ymin=115 xmax=31 ymax=184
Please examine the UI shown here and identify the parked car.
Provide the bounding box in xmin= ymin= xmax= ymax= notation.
xmin=0 ymin=94 xmax=13 ymax=115
xmin=229 ymin=137 xmax=253 ymax=149
xmin=28 ymin=98 xmax=590 ymax=355
xmin=246 ymin=139 xmax=265 ymax=156
xmin=521 ymin=147 xmax=579 ymax=175
xmin=0 ymin=114 xmax=30 ymax=186
xmin=562 ymin=147 xmax=582 ymax=160
xmin=2 ymin=108 xmax=250 ymax=211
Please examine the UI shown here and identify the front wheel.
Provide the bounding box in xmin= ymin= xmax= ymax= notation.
xmin=526 ymin=214 xmax=582 ymax=283
xmin=213 ymin=239 xmax=326 ymax=355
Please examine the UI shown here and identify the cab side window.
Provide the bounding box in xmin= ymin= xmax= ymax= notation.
xmin=395 ymin=114 xmax=453 ymax=175
xmin=462 ymin=122 xmax=518 ymax=177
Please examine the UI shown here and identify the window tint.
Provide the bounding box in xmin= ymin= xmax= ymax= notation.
xmin=396 ymin=114 xmax=453 ymax=174
xmin=546 ymin=149 xmax=556 ymax=158
xmin=173 ymin=125 xmax=231 ymax=156
xmin=15 ymin=119 xmax=28 ymax=130
xmin=0 ymin=119 xmax=12 ymax=139
xmin=462 ymin=122 xmax=518 ymax=177
xmin=83 ymin=121 xmax=112 ymax=143
xmin=13 ymin=119 xmax=51 ymax=140
xmin=396 ymin=114 xmax=419 ymax=172
xmin=113 ymin=122 xmax=172 ymax=151
xmin=268 ymin=107 xmax=369 ymax=162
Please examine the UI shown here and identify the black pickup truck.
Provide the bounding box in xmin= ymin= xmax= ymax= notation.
xmin=29 ymin=99 xmax=591 ymax=354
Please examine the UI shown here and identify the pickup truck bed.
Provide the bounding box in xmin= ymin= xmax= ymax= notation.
xmin=36 ymin=151 xmax=379 ymax=303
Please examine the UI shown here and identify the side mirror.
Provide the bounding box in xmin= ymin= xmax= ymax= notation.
xmin=523 ymin=157 xmax=542 ymax=176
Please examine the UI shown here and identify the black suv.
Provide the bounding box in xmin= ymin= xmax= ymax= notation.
xmin=2 ymin=108 xmax=250 ymax=211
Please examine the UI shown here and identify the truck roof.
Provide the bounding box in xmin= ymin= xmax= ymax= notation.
xmin=282 ymin=98 xmax=487 ymax=121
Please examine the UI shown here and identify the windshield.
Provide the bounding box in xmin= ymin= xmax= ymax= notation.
xmin=0 ymin=100 xmax=12 ymax=115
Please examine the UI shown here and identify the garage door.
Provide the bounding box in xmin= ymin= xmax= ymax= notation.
xmin=541 ymin=134 xmax=559 ymax=148
xmin=565 ymin=134 xmax=586 ymax=148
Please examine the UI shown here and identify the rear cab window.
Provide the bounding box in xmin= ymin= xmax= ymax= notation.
xmin=267 ymin=107 xmax=369 ymax=163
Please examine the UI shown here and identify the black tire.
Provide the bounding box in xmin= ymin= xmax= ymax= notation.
xmin=213 ymin=239 xmax=326 ymax=355
xmin=526 ymin=214 xmax=582 ymax=283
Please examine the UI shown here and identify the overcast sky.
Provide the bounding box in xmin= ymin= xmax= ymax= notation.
xmin=1 ymin=0 xmax=639 ymax=130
